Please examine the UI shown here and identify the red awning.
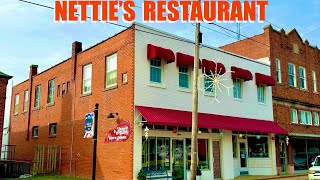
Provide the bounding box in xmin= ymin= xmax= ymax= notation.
xmin=176 ymin=52 xmax=201 ymax=68
xmin=231 ymin=66 xmax=253 ymax=81
xmin=202 ymin=59 xmax=226 ymax=75
xmin=255 ymin=73 xmax=276 ymax=86
xmin=147 ymin=44 xmax=175 ymax=63
xmin=136 ymin=106 xmax=287 ymax=135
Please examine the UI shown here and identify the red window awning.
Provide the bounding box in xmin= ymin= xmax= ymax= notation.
xmin=201 ymin=59 xmax=226 ymax=75
xmin=147 ymin=44 xmax=175 ymax=63
xmin=176 ymin=52 xmax=201 ymax=68
xmin=136 ymin=106 xmax=287 ymax=135
xmin=231 ymin=66 xmax=253 ymax=81
xmin=255 ymin=73 xmax=276 ymax=86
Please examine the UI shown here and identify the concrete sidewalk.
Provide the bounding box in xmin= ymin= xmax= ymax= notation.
xmin=234 ymin=173 xmax=307 ymax=180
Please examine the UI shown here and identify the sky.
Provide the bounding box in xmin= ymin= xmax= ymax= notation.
xmin=1 ymin=0 xmax=320 ymax=128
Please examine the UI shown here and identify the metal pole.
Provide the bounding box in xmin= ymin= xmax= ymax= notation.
xmin=190 ymin=22 xmax=200 ymax=180
xmin=92 ymin=103 xmax=99 ymax=180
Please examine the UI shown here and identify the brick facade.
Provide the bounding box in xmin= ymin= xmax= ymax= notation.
xmin=221 ymin=25 xmax=320 ymax=174
xmin=0 ymin=72 xmax=12 ymax=147
xmin=9 ymin=27 xmax=135 ymax=179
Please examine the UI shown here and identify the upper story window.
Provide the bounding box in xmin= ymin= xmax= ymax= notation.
xmin=288 ymin=63 xmax=296 ymax=87
xmin=204 ymin=75 xmax=215 ymax=94
xmin=14 ymin=94 xmax=19 ymax=115
xmin=293 ymin=43 xmax=299 ymax=54
xmin=275 ymin=59 xmax=282 ymax=84
xmin=233 ymin=79 xmax=242 ymax=99
xmin=49 ymin=123 xmax=57 ymax=137
xmin=57 ymin=85 xmax=61 ymax=97
xmin=23 ymin=90 xmax=28 ymax=112
xmin=106 ymin=54 xmax=117 ymax=87
xmin=150 ymin=58 xmax=162 ymax=84
xmin=35 ymin=85 xmax=41 ymax=108
xmin=291 ymin=109 xmax=298 ymax=124
xmin=179 ymin=66 xmax=189 ymax=88
xmin=300 ymin=111 xmax=312 ymax=125
xmin=62 ymin=83 xmax=66 ymax=95
xmin=48 ymin=79 xmax=55 ymax=104
xmin=312 ymin=71 xmax=317 ymax=93
xmin=257 ymin=85 xmax=266 ymax=103
xmin=313 ymin=112 xmax=319 ymax=126
xmin=83 ymin=64 xmax=92 ymax=94
xmin=32 ymin=126 xmax=39 ymax=138
xmin=299 ymin=67 xmax=307 ymax=90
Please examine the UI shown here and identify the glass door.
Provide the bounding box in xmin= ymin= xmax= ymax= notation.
xmin=239 ymin=141 xmax=248 ymax=175
xmin=280 ymin=140 xmax=287 ymax=173
xmin=172 ymin=139 xmax=185 ymax=180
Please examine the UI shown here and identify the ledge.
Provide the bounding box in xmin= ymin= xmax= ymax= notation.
xmin=148 ymin=83 xmax=166 ymax=89
xmin=46 ymin=102 xmax=55 ymax=107
xmin=104 ymin=84 xmax=118 ymax=91
xmin=49 ymin=135 xmax=57 ymax=138
xmin=178 ymin=88 xmax=192 ymax=93
xmin=81 ymin=92 xmax=92 ymax=97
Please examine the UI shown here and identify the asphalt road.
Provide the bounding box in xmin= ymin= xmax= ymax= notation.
xmin=271 ymin=175 xmax=308 ymax=180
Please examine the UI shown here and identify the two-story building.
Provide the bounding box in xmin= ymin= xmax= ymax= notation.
xmin=9 ymin=23 xmax=286 ymax=180
xmin=221 ymin=25 xmax=320 ymax=175
xmin=0 ymin=71 xmax=12 ymax=149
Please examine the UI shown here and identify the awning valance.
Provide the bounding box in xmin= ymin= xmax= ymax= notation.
xmin=202 ymin=59 xmax=226 ymax=75
xmin=147 ymin=44 xmax=175 ymax=63
xmin=136 ymin=106 xmax=287 ymax=135
xmin=255 ymin=73 xmax=275 ymax=86
xmin=176 ymin=52 xmax=201 ymax=68
xmin=231 ymin=66 xmax=253 ymax=81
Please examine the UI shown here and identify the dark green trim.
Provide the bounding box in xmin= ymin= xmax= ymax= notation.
xmin=0 ymin=71 xmax=12 ymax=79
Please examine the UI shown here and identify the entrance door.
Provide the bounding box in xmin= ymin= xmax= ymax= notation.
xmin=239 ymin=141 xmax=248 ymax=175
xmin=279 ymin=140 xmax=287 ymax=173
xmin=172 ymin=139 xmax=185 ymax=180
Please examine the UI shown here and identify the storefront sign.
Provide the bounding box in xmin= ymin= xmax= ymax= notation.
xmin=105 ymin=121 xmax=132 ymax=143
xmin=84 ymin=112 xmax=94 ymax=138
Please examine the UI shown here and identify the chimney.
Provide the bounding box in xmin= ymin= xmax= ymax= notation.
xmin=71 ymin=41 xmax=82 ymax=80
xmin=29 ymin=64 xmax=38 ymax=77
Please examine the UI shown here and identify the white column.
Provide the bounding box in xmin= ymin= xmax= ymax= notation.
xmin=220 ymin=130 xmax=234 ymax=180
xmin=133 ymin=113 xmax=143 ymax=180
xmin=270 ymin=133 xmax=277 ymax=175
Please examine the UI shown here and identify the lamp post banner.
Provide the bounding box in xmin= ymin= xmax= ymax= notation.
xmin=84 ymin=112 xmax=94 ymax=138
xmin=105 ymin=121 xmax=132 ymax=143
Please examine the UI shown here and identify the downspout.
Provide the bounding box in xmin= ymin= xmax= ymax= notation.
xmin=70 ymin=77 xmax=76 ymax=176
xmin=26 ymin=65 xmax=38 ymax=141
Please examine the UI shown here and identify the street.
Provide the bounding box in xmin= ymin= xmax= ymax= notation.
xmin=267 ymin=175 xmax=308 ymax=180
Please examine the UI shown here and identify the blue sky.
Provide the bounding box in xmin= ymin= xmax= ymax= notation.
xmin=1 ymin=0 xmax=320 ymax=127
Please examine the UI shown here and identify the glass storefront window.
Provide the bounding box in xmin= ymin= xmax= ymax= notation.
xmin=293 ymin=139 xmax=320 ymax=171
xmin=186 ymin=139 xmax=209 ymax=170
xmin=248 ymin=137 xmax=269 ymax=158
xmin=142 ymin=137 xmax=170 ymax=170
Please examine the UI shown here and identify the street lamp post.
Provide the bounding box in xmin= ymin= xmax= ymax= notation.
xmin=92 ymin=103 xmax=99 ymax=180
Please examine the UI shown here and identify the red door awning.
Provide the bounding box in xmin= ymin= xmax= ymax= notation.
xmin=136 ymin=106 xmax=287 ymax=135
xmin=147 ymin=44 xmax=175 ymax=63
xmin=202 ymin=59 xmax=226 ymax=75
xmin=176 ymin=52 xmax=201 ymax=68
xmin=231 ymin=66 xmax=253 ymax=81
xmin=255 ymin=73 xmax=276 ymax=86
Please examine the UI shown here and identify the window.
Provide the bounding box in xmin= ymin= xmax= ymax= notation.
xmin=150 ymin=58 xmax=162 ymax=83
xmin=66 ymin=81 xmax=70 ymax=94
xmin=291 ymin=109 xmax=298 ymax=124
xmin=293 ymin=43 xmax=299 ymax=54
xmin=314 ymin=112 xmax=319 ymax=126
xmin=257 ymin=85 xmax=265 ymax=103
xmin=35 ymin=85 xmax=41 ymax=108
xmin=248 ymin=137 xmax=269 ymax=158
xmin=300 ymin=111 xmax=312 ymax=125
xmin=62 ymin=83 xmax=66 ymax=95
xmin=179 ymin=66 xmax=189 ymax=88
xmin=14 ymin=94 xmax=19 ymax=115
xmin=48 ymin=80 xmax=55 ymax=104
xmin=232 ymin=135 xmax=238 ymax=158
xmin=49 ymin=123 xmax=57 ymax=137
xmin=32 ymin=126 xmax=38 ymax=138
xmin=83 ymin=64 xmax=92 ymax=94
xmin=288 ymin=63 xmax=296 ymax=87
xmin=312 ymin=71 xmax=317 ymax=93
xmin=122 ymin=73 xmax=128 ymax=84
xmin=106 ymin=54 xmax=117 ymax=87
xmin=276 ymin=59 xmax=282 ymax=83
xmin=142 ymin=137 xmax=170 ymax=170
xmin=57 ymin=85 xmax=61 ymax=97
xmin=299 ymin=67 xmax=307 ymax=89
xmin=186 ymin=139 xmax=209 ymax=170
xmin=23 ymin=90 xmax=28 ymax=112
xmin=233 ymin=79 xmax=242 ymax=99
xmin=204 ymin=75 xmax=215 ymax=94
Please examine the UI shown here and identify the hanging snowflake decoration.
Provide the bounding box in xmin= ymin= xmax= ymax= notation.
xmin=198 ymin=60 xmax=234 ymax=103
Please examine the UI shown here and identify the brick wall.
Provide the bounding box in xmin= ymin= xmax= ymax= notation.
xmin=9 ymin=27 xmax=135 ymax=179
xmin=0 ymin=77 xmax=9 ymax=147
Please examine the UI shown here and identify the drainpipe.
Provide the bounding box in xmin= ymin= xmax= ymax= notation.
xmin=26 ymin=65 xmax=38 ymax=141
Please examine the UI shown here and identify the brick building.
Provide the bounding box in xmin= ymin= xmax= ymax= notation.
xmin=221 ymin=25 xmax=320 ymax=174
xmin=0 ymin=71 xmax=12 ymax=148
xmin=10 ymin=23 xmax=286 ymax=180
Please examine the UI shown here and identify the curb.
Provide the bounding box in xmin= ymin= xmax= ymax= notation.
xmin=257 ymin=173 xmax=307 ymax=180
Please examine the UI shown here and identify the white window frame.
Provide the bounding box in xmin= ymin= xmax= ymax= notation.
xmin=35 ymin=85 xmax=41 ymax=108
xmin=48 ymin=80 xmax=55 ymax=104
xmin=14 ymin=94 xmax=19 ymax=115
xmin=233 ymin=79 xmax=243 ymax=99
xmin=313 ymin=112 xmax=319 ymax=126
xmin=178 ymin=66 xmax=190 ymax=89
xmin=288 ymin=63 xmax=296 ymax=87
xmin=106 ymin=54 xmax=117 ymax=88
xmin=83 ymin=64 xmax=92 ymax=94
xmin=290 ymin=109 xmax=298 ymax=124
xmin=312 ymin=71 xmax=317 ymax=93
xmin=257 ymin=85 xmax=266 ymax=104
xmin=300 ymin=111 xmax=312 ymax=125
xmin=276 ymin=59 xmax=282 ymax=84
xmin=299 ymin=66 xmax=307 ymax=90
xmin=150 ymin=58 xmax=163 ymax=84
xmin=23 ymin=90 xmax=28 ymax=112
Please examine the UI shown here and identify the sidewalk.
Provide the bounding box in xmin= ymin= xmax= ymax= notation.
xmin=234 ymin=173 xmax=307 ymax=180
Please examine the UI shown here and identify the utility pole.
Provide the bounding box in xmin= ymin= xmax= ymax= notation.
xmin=92 ymin=103 xmax=99 ymax=180
xmin=190 ymin=22 xmax=201 ymax=180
